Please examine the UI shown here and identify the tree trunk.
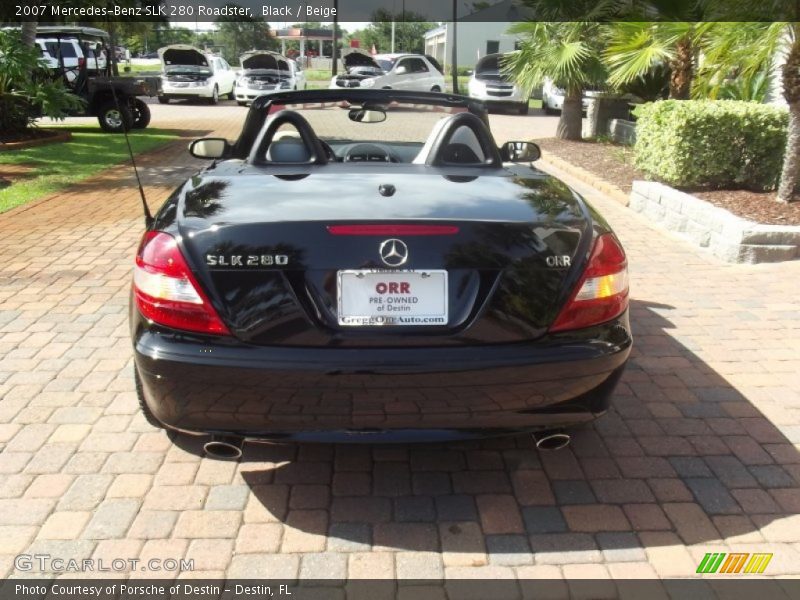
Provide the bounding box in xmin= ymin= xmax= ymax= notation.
xmin=20 ymin=20 xmax=37 ymax=47
xmin=557 ymin=88 xmax=583 ymax=140
xmin=107 ymin=21 xmax=119 ymax=76
xmin=668 ymin=35 xmax=693 ymax=100
xmin=777 ymin=103 xmax=800 ymax=202
xmin=778 ymin=31 xmax=800 ymax=203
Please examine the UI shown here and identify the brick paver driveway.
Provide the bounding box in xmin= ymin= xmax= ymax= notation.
xmin=1 ymin=103 xmax=799 ymax=588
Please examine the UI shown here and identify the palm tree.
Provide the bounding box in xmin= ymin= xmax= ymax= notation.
xmin=603 ymin=0 xmax=712 ymax=99
xmin=604 ymin=22 xmax=700 ymax=99
xmin=19 ymin=0 xmax=37 ymax=48
xmin=20 ymin=22 xmax=36 ymax=48
xmin=505 ymin=21 xmax=607 ymax=140
xmin=698 ymin=22 xmax=798 ymax=203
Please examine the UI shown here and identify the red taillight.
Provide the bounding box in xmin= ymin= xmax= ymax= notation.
xmin=549 ymin=233 xmax=629 ymax=333
xmin=78 ymin=57 xmax=85 ymax=68
xmin=133 ymin=232 xmax=230 ymax=335
xmin=327 ymin=224 xmax=459 ymax=236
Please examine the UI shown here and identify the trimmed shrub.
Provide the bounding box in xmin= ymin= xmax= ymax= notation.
xmin=634 ymin=100 xmax=788 ymax=191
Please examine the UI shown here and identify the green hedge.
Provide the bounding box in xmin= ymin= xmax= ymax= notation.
xmin=634 ymin=100 xmax=788 ymax=191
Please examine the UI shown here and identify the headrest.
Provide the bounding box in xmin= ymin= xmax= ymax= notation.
xmin=266 ymin=138 xmax=312 ymax=163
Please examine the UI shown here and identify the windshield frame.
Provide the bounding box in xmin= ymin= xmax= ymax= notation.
xmin=232 ymin=89 xmax=489 ymax=161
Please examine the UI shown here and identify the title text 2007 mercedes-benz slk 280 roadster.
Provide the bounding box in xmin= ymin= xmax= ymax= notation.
xmin=130 ymin=89 xmax=631 ymax=457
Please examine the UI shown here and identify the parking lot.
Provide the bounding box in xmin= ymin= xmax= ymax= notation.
xmin=1 ymin=101 xmax=800 ymax=589
xmin=49 ymin=97 xmax=562 ymax=145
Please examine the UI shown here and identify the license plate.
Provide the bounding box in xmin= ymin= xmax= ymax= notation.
xmin=337 ymin=270 xmax=448 ymax=326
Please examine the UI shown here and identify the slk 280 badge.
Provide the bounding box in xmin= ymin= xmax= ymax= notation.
xmin=206 ymin=254 xmax=289 ymax=267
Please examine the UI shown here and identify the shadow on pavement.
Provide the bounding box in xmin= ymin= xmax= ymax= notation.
xmin=170 ymin=298 xmax=800 ymax=577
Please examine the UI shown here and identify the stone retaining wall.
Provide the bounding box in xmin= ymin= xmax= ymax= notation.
xmin=630 ymin=181 xmax=800 ymax=264
xmin=609 ymin=119 xmax=636 ymax=145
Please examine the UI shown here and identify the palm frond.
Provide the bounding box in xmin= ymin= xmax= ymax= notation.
xmin=505 ymin=21 xmax=608 ymax=93
xmin=695 ymin=21 xmax=789 ymax=98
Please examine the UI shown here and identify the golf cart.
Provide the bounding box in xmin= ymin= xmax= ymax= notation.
xmin=35 ymin=26 xmax=161 ymax=133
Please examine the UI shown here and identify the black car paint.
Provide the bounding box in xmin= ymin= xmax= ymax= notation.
xmin=132 ymin=311 xmax=630 ymax=440
xmin=154 ymin=167 xmax=592 ymax=346
xmin=131 ymin=89 xmax=631 ymax=441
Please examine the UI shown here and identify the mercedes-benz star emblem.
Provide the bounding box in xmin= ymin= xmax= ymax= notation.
xmin=379 ymin=238 xmax=409 ymax=267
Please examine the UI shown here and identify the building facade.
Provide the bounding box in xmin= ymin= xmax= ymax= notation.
xmin=424 ymin=22 xmax=520 ymax=70
xmin=423 ymin=0 xmax=529 ymax=70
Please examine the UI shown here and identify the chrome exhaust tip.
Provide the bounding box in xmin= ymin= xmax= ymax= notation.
xmin=203 ymin=435 xmax=243 ymax=460
xmin=533 ymin=430 xmax=571 ymax=451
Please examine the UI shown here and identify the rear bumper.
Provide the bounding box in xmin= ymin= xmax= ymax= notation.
xmin=133 ymin=312 xmax=631 ymax=440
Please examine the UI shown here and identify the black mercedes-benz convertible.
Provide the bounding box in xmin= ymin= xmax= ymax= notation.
xmin=130 ymin=89 xmax=631 ymax=456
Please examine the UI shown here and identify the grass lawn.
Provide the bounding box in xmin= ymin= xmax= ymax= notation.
xmin=0 ymin=126 xmax=179 ymax=213
xmin=121 ymin=63 xmax=161 ymax=75
xmin=304 ymin=69 xmax=334 ymax=81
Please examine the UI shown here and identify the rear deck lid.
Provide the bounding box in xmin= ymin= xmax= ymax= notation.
xmin=169 ymin=169 xmax=591 ymax=346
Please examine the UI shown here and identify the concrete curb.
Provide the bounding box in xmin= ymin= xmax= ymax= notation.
xmin=630 ymin=181 xmax=800 ymax=264
xmin=539 ymin=153 xmax=629 ymax=206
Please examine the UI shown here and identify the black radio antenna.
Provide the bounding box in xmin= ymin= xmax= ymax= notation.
xmin=109 ymin=82 xmax=153 ymax=228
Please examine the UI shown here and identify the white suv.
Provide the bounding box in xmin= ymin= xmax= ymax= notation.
xmin=468 ymin=53 xmax=528 ymax=115
xmin=36 ymin=38 xmax=107 ymax=82
xmin=158 ymin=45 xmax=237 ymax=105
xmin=330 ymin=53 xmax=444 ymax=92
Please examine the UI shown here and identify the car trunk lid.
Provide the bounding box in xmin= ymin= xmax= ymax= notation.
xmin=174 ymin=169 xmax=591 ymax=346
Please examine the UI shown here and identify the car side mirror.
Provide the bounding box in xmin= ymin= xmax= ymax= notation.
xmin=501 ymin=141 xmax=541 ymax=163
xmin=189 ymin=138 xmax=229 ymax=159
xmin=395 ymin=66 xmax=407 ymax=75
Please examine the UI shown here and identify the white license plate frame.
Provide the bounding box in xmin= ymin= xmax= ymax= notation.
xmin=337 ymin=269 xmax=448 ymax=327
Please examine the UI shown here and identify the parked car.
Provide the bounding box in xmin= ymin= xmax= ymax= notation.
xmin=467 ymin=53 xmax=528 ymax=115
xmin=36 ymin=38 xmax=82 ymax=79
xmin=234 ymin=51 xmax=306 ymax=106
xmin=158 ymin=45 xmax=236 ymax=104
xmin=330 ymin=52 xmax=445 ymax=92
xmin=115 ymin=46 xmax=131 ymax=62
xmin=288 ymin=60 xmax=307 ymax=91
xmin=35 ymin=37 xmax=107 ymax=81
xmin=34 ymin=43 xmax=59 ymax=70
xmin=130 ymin=88 xmax=632 ymax=456
xmin=542 ymin=78 xmax=601 ymax=114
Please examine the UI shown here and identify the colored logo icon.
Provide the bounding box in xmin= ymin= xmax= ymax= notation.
xmin=696 ymin=552 xmax=772 ymax=574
